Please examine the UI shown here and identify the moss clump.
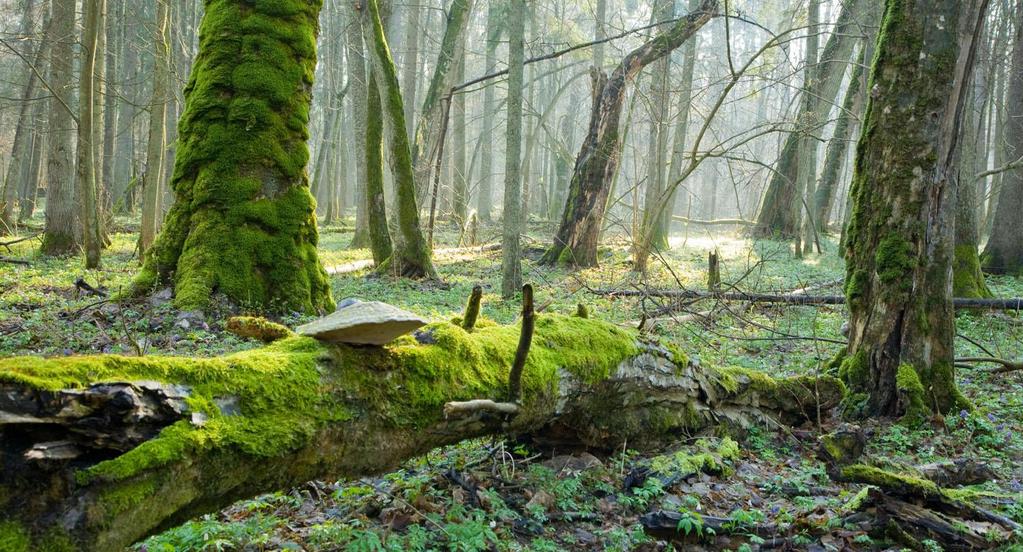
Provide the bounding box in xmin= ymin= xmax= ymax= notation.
xmin=226 ymin=316 xmax=293 ymax=342
xmin=839 ymin=464 xmax=942 ymax=498
xmin=99 ymin=479 xmax=159 ymax=517
xmin=874 ymin=235 xmax=915 ymax=287
xmin=895 ymin=364 xmax=927 ymax=425
xmin=649 ymin=437 xmax=740 ymax=478
xmin=952 ymin=244 xmax=993 ymax=299
xmin=0 ymin=521 xmax=30 ymax=552
xmin=132 ymin=0 xmax=333 ymax=315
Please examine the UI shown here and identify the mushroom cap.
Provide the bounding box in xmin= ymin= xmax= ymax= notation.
xmin=296 ymin=300 xmax=427 ymax=345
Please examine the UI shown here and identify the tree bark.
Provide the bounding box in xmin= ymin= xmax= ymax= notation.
xmin=753 ymin=0 xmax=866 ymax=239
xmin=0 ymin=314 xmax=843 ymax=551
xmin=981 ymin=4 xmax=1023 ymax=275
xmin=362 ymin=0 xmax=437 ymax=279
xmin=131 ymin=0 xmax=334 ymax=313
xmin=451 ymin=39 xmax=469 ymax=225
xmin=540 ymin=0 xmax=717 ymax=268
xmin=841 ymin=0 xmax=985 ymax=420
xmin=40 ymin=0 xmax=77 ymax=255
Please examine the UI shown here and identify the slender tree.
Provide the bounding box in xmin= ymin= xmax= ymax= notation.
xmin=501 ymin=0 xmax=526 ymax=298
xmin=840 ymin=0 xmax=986 ymax=420
xmin=476 ymin=0 xmax=500 ymax=223
xmin=347 ymin=4 xmax=373 ymax=248
xmin=133 ymin=0 xmax=334 ymax=313
xmin=139 ymin=0 xmax=171 ymax=255
xmin=76 ymin=0 xmax=106 ymax=269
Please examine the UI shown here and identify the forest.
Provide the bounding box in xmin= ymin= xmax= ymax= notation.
xmin=1 ymin=0 xmax=1023 ymax=550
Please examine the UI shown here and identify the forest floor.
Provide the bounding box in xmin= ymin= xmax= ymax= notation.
xmin=2 ymin=213 xmax=1023 ymax=551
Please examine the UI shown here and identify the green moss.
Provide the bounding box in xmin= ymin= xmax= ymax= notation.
xmin=840 ymin=464 xmax=942 ymax=497
xmin=952 ymin=244 xmax=993 ymax=299
xmin=874 ymin=235 xmax=914 ymax=286
xmin=98 ymin=479 xmax=159 ymax=517
xmin=838 ymin=350 xmax=868 ymax=390
xmin=226 ymin=316 xmax=293 ymax=342
xmin=895 ymin=364 xmax=927 ymax=425
xmin=649 ymin=437 xmax=740 ymax=478
xmin=0 ymin=521 xmax=30 ymax=552
xmin=131 ymin=0 xmax=333 ymax=314
xmin=840 ymin=485 xmax=877 ymax=513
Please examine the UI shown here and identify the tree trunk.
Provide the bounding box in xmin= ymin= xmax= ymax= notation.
xmin=364 ymin=71 xmax=394 ymax=266
xmin=451 ymin=39 xmax=469 ymax=226
xmin=362 ymin=0 xmax=436 ymax=279
xmin=77 ymin=0 xmax=106 ymax=269
xmin=111 ymin=0 xmax=137 ymax=213
xmin=410 ymin=0 xmax=475 ymax=206
xmin=101 ymin=0 xmax=120 ymax=218
xmin=501 ymin=0 xmax=526 ymax=298
xmin=17 ymin=100 xmax=46 ymax=223
xmin=981 ymin=4 xmax=1023 ymax=275
xmin=1 ymin=0 xmax=43 ymax=236
xmin=797 ymin=0 xmax=822 ymax=257
xmin=139 ymin=0 xmax=171 ymax=256
xmin=347 ymin=4 xmax=373 ymax=249
xmin=753 ymin=0 xmax=865 ymax=239
xmin=636 ymin=0 xmax=675 ymax=264
xmin=476 ymin=0 xmax=500 ymax=223
xmin=540 ymin=0 xmax=717 ymax=268
xmin=0 ymin=314 xmax=843 ymax=551
xmin=400 ymin=0 xmax=421 ymax=142
xmin=813 ymin=46 xmax=866 ymax=233
xmin=40 ymin=0 xmax=77 ymax=255
xmin=841 ymin=0 xmax=985 ymax=420
xmin=132 ymin=0 xmax=334 ymax=314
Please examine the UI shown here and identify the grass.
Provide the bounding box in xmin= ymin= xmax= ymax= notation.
xmin=3 ymin=210 xmax=1023 ymax=550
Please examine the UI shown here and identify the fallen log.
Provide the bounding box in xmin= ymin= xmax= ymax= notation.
xmin=672 ymin=216 xmax=756 ymax=226
xmin=589 ymin=289 xmax=1023 ymax=310
xmin=0 ymin=313 xmax=843 ymax=550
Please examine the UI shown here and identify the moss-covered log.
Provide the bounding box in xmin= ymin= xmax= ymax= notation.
xmin=131 ymin=0 xmax=334 ymax=314
xmin=0 ymin=315 xmax=842 ymax=551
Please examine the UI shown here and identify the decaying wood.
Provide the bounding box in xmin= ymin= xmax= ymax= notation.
xmin=508 ymin=284 xmax=535 ymax=401
xmin=672 ymin=216 xmax=756 ymax=226
xmin=0 ymin=313 xmax=843 ymax=550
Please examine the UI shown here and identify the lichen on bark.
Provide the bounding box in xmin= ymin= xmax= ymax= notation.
xmin=131 ymin=0 xmax=334 ymax=314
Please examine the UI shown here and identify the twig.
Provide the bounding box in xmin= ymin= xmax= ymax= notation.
xmin=955 ymin=357 xmax=1023 ymax=373
xmin=443 ymin=399 xmax=520 ymax=418
xmin=0 ymin=257 xmax=31 ymax=265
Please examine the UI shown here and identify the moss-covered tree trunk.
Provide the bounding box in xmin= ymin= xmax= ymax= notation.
xmin=0 ymin=314 xmax=842 ymax=551
xmin=132 ymin=0 xmax=334 ymax=314
xmin=501 ymin=0 xmax=526 ymax=298
xmin=840 ymin=0 xmax=985 ymax=420
xmin=76 ymin=0 xmax=106 ymax=270
xmin=752 ymin=0 xmax=865 ymax=239
xmin=364 ymin=72 xmax=394 ymax=265
xmin=540 ymin=0 xmax=717 ymax=268
xmin=953 ymin=167 xmax=993 ymax=298
xmin=361 ymin=0 xmax=437 ymax=279
xmin=981 ymin=7 xmax=1023 ymax=275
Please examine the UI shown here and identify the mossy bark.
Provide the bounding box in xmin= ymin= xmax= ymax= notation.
xmin=0 ymin=315 xmax=843 ymax=551
xmin=345 ymin=5 xmax=373 ymax=249
xmin=841 ymin=0 xmax=980 ymax=418
xmin=131 ymin=0 xmax=334 ymax=314
xmin=364 ymin=71 xmax=394 ymax=265
xmin=541 ymin=0 xmax=717 ymax=268
xmin=361 ymin=0 xmax=437 ymax=279
xmin=753 ymin=0 xmax=865 ymax=239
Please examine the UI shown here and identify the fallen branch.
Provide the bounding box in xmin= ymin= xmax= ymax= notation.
xmin=0 ymin=233 xmax=40 ymax=252
xmin=589 ymin=288 xmax=1023 ymax=310
xmin=672 ymin=216 xmax=755 ymax=226
xmin=0 ymin=256 xmax=30 ymax=265
xmin=955 ymin=356 xmax=1023 ymax=373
